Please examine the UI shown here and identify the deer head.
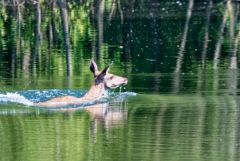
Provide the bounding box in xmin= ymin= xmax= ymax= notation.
xmin=90 ymin=59 xmax=128 ymax=89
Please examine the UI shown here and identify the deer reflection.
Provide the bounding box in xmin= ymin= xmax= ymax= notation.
xmin=60 ymin=101 xmax=128 ymax=129
xmin=87 ymin=101 xmax=127 ymax=129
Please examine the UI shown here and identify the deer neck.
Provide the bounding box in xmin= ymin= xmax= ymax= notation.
xmin=82 ymin=82 xmax=108 ymax=101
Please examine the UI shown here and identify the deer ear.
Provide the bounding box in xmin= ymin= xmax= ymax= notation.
xmin=98 ymin=61 xmax=112 ymax=77
xmin=95 ymin=65 xmax=110 ymax=81
xmin=103 ymin=65 xmax=110 ymax=74
xmin=99 ymin=65 xmax=110 ymax=76
xmin=90 ymin=59 xmax=99 ymax=77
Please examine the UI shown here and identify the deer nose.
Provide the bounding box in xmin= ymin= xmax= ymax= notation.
xmin=123 ymin=78 xmax=128 ymax=84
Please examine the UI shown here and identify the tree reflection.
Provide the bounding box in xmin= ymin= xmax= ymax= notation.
xmin=173 ymin=0 xmax=194 ymax=93
xmin=32 ymin=0 xmax=42 ymax=77
xmin=57 ymin=0 xmax=72 ymax=77
xmin=201 ymin=0 xmax=212 ymax=68
xmin=213 ymin=4 xmax=228 ymax=69
xmin=96 ymin=0 xmax=104 ymax=59
xmin=0 ymin=0 xmax=240 ymax=93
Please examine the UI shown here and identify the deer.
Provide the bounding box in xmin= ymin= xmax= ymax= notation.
xmin=35 ymin=59 xmax=128 ymax=108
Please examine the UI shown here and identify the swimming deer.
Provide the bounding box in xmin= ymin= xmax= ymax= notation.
xmin=35 ymin=59 xmax=128 ymax=107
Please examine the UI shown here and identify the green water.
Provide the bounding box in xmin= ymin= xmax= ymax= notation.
xmin=1 ymin=0 xmax=240 ymax=161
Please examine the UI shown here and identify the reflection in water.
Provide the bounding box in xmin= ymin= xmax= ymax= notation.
xmin=0 ymin=1 xmax=240 ymax=93
xmin=1 ymin=1 xmax=240 ymax=161
xmin=175 ymin=0 xmax=194 ymax=72
xmin=201 ymin=0 xmax=212 ymax=67
xmin=230 ymin=24 xmax=240 ymax=69
xmin=95 ymin=0 xmax=105 ymax=60
xmin=109 ymin=0 xmax=123 ymax=24
xmin=33 ymin=0 xmax=42 ymax=77
xmin=173 ymin=0 xmax=194 ymax=93
xmin=0 ymin=94 xmax=240 ymax=161
xmin=228 ymin=25 xmax=239 ymax=95
xmin=86 ymin=102 xmax=127 ymax=130
xmin=57 ymin=0 xmax=72 ymax=77
xmin=213 ymin=5 xmax=228 ymax=69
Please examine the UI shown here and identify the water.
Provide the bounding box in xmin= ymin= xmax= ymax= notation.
xmin=1 ymin=0 xmax=240 ymax=161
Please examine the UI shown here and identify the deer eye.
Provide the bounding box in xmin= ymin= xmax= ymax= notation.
xmin=109 ymin=76 xmax=114 ymax=80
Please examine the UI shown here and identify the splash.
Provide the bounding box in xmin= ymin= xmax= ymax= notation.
xmin=0 ymin=90 xmax=137 ymax=107
xmin=119 ymin=86 xmax=122 ymax=93
xmin=0 ymin=92 xmax=34 ymax=106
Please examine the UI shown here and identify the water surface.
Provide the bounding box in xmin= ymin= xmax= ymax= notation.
xmin=0 ymin=0 xmax=240 ymax=161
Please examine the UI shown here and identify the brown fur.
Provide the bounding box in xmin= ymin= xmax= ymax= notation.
xmin=35 ymin=60 xmax=127 ymax=108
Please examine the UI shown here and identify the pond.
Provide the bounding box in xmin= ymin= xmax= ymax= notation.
xmin=0 ymin=0 xmax=240 ymax=161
